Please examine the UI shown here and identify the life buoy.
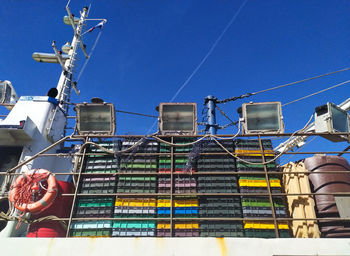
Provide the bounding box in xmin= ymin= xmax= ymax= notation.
xmin=9 ymin=169 xmax=58 ymax=214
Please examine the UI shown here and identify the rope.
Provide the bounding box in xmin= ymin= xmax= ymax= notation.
xmin=282 ymin=79 xmax=350 ymax=106
xmin=169 ymin=0 xmax=248 ymax=102
xmin=0 ymin=212 xmax=67 ymax=230
xmin=10 ymin=171 xmax=50 ymax=207
xmin=280 ymin=136 xmax=317 ymax=165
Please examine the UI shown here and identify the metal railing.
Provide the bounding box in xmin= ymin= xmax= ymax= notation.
xmin=0 ymin=133 xmax=349 ymax=238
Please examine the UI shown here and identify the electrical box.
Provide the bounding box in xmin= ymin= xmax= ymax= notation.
xmin=159 ymin=103 xmax=197 ymax=135
xmin=75 ymin=102 xmax=116 ymax=135
xmin=315 ymin=102 xmax=349 ymax=142
xmin=242 ymin=101 xmax=284 ymax=134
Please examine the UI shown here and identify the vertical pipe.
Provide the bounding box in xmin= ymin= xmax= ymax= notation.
xmin=205 ymin=95 xmax=217 ymax=135
xmin=170 ymin=136 xmax=174 ymax=237
xmin=65 ymin=136 xmax=88 ymax=237
xmin=258 ymin=135 xmax=279 ymax=238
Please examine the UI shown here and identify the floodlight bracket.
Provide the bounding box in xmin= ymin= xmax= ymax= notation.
xmin=65 ymin=5 xmax=77 ymax=34
xmin=52 ymin=41 xmax=68 ymax=72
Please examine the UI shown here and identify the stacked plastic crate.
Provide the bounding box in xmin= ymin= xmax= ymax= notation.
xmin=195 ymin=140 xmax=244 ymax=237
xmin=70 ymin=141 xmax=117 ymax=237
xmin=156 ymin=197 xmax=199 ymax=237
xmin=235 ymin=139 xmax=290 ymax=238
xmin=113 ymin=139 xmax=158 ymax=237
xmin=113 ymin=198 xmax=156 ymax=237
xmin=157 ymin=137 xmax=199 ymax=237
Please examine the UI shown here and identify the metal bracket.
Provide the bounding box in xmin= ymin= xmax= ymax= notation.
xmin=52 ymin=41 xmax=67 ymax=72
xmin=66 ymin=5 xmax=77 ymax=34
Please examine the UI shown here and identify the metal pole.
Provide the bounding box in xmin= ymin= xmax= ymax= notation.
xmin=205 ymin=95 xmax=218 ymax=135
xmin=56 ymin=7 xmax=88 ymax=107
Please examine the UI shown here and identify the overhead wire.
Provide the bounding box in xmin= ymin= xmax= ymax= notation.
xmin=115 ymin=109 xmax=158 ymax=118
xmin=253 ymin=67 xmax=350 ymax=96
xmin=169 ymin=0 xmax=248 ymax=102
xmin=282 ymin=79 xmax=350 ymax=106
xmin=215 ymin=105 xmax=238 ymax=128
xmin=145 ymin=0 xmax=248 ymax=135
xmin=217 ymin=66 xmax=350 ymax=104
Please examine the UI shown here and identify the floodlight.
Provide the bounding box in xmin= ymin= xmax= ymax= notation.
xmin=159 ymin=103 xmax=197 ymax=135
xmin=315 ymin=102 xmax=349 ymax=142
xmin=61 ymin=42 xmax=71 ymax=54
xmin=75 ymin=102 xmax=116 ymax=135
xmin=32 ymin=52 xmax=69 ymax=63
xmin=0 ymin=80 xmax=18 ymax=107
xmin=63 ymin=15 xmax=80 ymax=26
xmin=241 ymin=102 xmax=284 ymax=134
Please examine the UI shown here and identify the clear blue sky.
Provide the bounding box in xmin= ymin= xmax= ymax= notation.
xmin=1 ymin=0 xmax=350 ymax=162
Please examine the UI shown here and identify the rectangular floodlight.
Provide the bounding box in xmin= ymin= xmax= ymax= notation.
xmin=159 ymin=103 xmax=197 ymax=135
xmin=315 ymin=102 xmax=349 ymax=142
xmin=242 ymin=102 xmax=284 ymax=134
xmin=75 ymin=103 xmax=116 ymax=135
xmin=0 ymin=80 xmax=18 ymax=107
xmin=32 ymin=52 xmax=69 ymax=64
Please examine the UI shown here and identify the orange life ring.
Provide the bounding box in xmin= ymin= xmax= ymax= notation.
xmin=9 ymin=169 xmax=58 ymax=214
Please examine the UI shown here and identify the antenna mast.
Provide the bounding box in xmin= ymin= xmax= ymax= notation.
xmin=56 ymin=6 xmax=88 ymax=108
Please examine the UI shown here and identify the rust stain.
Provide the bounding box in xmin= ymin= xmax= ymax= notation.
xmin=216 ymin=238 xmax=228 ymax=256
xmin=88 ymin=237 xmax=96 ymax=256
xmin=134 ymin=237 xmax=139 ymax=255
xmin=46 ymin=238 xmax=54 ymax=255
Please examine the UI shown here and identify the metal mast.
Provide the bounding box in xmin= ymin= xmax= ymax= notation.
xmin=55 ymin=6 xmax=88 ymax=108
xmin=204 ymin=95 xmax=218 ymax=135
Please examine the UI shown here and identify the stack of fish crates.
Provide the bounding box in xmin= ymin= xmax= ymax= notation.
xmin=157 ymin=137 xmax=199 ymax=237
xmin=195 ymin=140 xmax=243 ymax=237
xmin=113 ymin=138 xmax=158 ymax=237
xmin=156 ymin=197 xmax=199 ymax=237
xmin=113 ymin=198 xmax=156 ymax=237
xmin=234 ymin=139 xmax=290 ymax=238
xmin=70 ymin=140 xmax=117 ymax=237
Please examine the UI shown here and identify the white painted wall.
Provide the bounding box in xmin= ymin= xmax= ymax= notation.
xmin=0 ymin=238 xmax=349 ymax=256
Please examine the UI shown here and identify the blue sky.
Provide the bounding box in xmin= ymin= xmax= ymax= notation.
xmin=1 ymin=0 xmax=350 ymax=162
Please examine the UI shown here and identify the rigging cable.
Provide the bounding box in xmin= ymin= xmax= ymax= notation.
xmin=282 ymin=79 xmax=350 ymax=106
xmin=170 ymin=0 xmax=248 ymax=102
xmin=115 ymin=109 xmax=158 ymax=118
xmin=145 ymin=0 xmax=248 ymax=134
xmin=76 ymin=28 xmax=104 ymax=82
xmin=215 ymin=105 xmax=238 ymax=128
xmin=217 ymin=66 xmax=350 ymax=104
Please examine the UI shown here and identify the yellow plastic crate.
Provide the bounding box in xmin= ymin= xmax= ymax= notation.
xmin=244 ymin=221 xmax=289 ymax=230
xmin=157 ymin=222 xmax=171 ymax=229
xmin=115 ymin=198 xmax=156 ymax=207
xmin=239 ymin=179 xmax=281 ymax=188
xmin=235 ymin=149 xmax=275 ymax=157
xmin=157 ymin=199 xmax=171 ymax=207
xmin=157 ymin=222 xmax=199 ymax=229
xmin=175 ymin=222 xmax=199 ymax=229
xmin=174 ymin=199 xmax=199 ymax=207
xmin=157 ymin=199 xmax=199 ymax=207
